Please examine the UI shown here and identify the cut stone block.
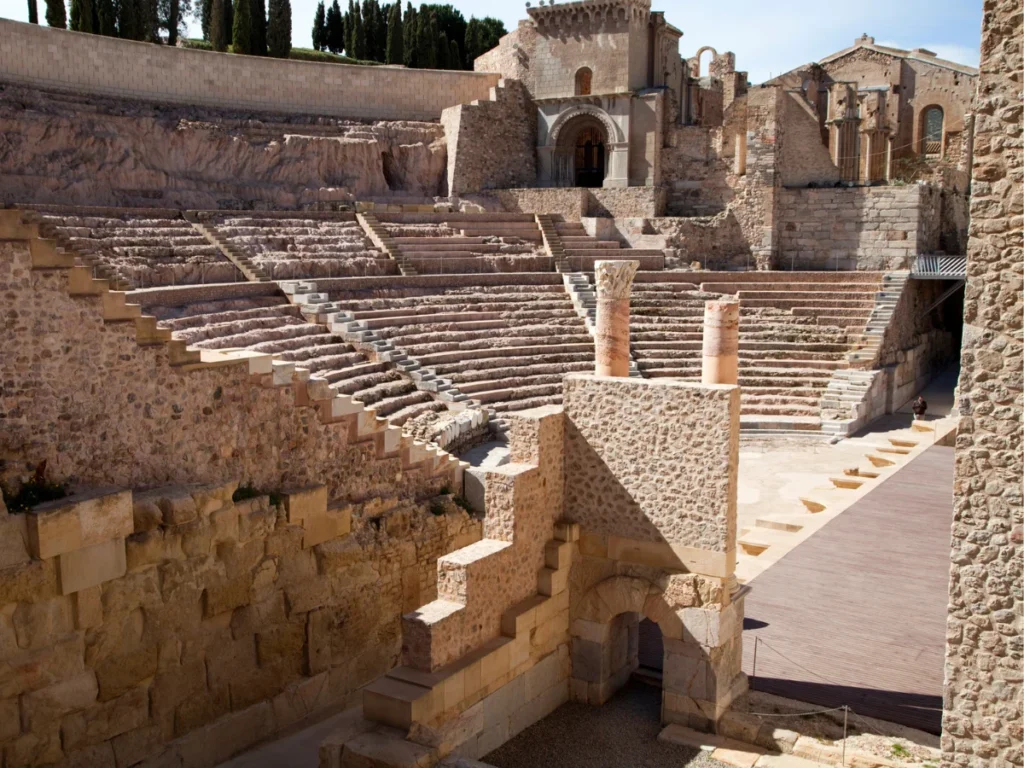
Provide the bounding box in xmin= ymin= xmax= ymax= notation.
xmin=544 ymin=540 xmax=572 ymax=570
xmin=28 ymin=488 xmax=132 ymax=559
xmin=284 ymin=485 xmax=328 ymax=524
xmin=362 ymin=677 xmax=435 ymax=730
xmin=58 ymin=538 xmax=127 ymax=595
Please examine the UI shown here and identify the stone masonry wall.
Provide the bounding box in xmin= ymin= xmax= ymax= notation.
xmin=0 ymin=482 xmax=479 ymax=767
xmin=442 ymin=80 xmax=536 ymax=195
xmin=563 ymin=375 xmax=739 ymax=579
xmin=0 ymin=238 xmax=455 ymax=501
xmin=0 ymin=19 xmax=498 ymax=121
xmin=942 ymin=1 xmax=1023 ymax=766
xmin=777 ymin=185 xmax=942 ymax=270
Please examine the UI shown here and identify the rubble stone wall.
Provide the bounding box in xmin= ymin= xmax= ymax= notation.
xmin=563 ymin=375 xmax=739 ymax=578
xmin=442 ymin=80 xmax=536 ymax=195
xmin=0 ymin=19 xmax=498 ymax=121
xmin=777 ymin=185 xmax=942 ymax=270
xmin=0 ymin=482 xmax=479 ymax=768
xmin=942 ymin=0 xmax=1023 ymax=765
xmin=0 ymin=239 xmax=455 ymax=500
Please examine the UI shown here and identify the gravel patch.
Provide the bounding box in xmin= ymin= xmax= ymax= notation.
xmin=483 ymin=679 xmax=730 ymax=768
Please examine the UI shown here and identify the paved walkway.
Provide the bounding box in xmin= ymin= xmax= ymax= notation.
xmin=740 ymin=443 xmax=955 ymax=734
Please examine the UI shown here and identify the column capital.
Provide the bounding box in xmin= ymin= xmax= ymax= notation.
xmin=595 ymin=260 xmax=640 ymax=301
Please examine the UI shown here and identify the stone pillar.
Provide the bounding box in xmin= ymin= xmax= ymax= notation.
xmin=701 ymin=300 xmax=739 ymax=385
xmin=594 ymin=260 xmax=639 ymax=377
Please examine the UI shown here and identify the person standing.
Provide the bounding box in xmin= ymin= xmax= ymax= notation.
xmin=912 ymin=395 xmax=928 ymax=420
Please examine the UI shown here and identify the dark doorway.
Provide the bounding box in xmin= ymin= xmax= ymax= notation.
xmin=638 ymin=617 xmax=663 ymax=671
xmin=574 ymin=127 xmax=606 ymax=188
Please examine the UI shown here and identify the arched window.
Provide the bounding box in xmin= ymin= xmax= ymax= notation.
xmin=575 ymin=67 xmax=592 ymax=96
xmin=922 ymin=106 xmax=944 ymax=155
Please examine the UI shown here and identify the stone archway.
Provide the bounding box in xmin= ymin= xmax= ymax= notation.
xmin=570 ymin=575 xmax=747 ymax=731
xmin=549 ymin=108 xmax=621 ymax=188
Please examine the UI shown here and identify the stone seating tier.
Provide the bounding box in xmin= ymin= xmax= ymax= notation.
xmin=24 ymin=205 xmax=238 ymax=289
xmin=151 ymin=298 xmax=446 ymax=427
xmin=324 ymin=280 xmax=593 ymax=416
xmin=204 ymin=213 xmax=390 ymax=281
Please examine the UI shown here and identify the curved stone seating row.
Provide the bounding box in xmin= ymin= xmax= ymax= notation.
xmin=628 ymin=271 xmax=885 ymax=432
xmin=375 ymin=213 xmax=548 ymax=274
xmin=317 ymin=274 xmax=594 ymax=420
xmin=145 ymin=291 xmax=447 ymax=428
xmin=20 ymin=205 xmax=238 ymax=289
xmin=200 ymin=211 xmax=392 ymax=281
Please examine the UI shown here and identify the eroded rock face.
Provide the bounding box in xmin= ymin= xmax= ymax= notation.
xmin=0 ymin=84 xmax=447 ymax=209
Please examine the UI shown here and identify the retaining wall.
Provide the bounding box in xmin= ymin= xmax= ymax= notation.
xmin=0 ymin=19 xmax=499 ymax=120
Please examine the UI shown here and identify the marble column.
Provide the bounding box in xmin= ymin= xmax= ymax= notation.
xmin=594 ymin=260 xmax=639 ymax=377
xmin=702 ymin=300 xmax=739 ymax=385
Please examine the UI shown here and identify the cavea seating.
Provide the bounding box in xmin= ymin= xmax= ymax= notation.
xmin=145 ymin=288 xmax=443 ymax=426
xmin=376 ymin=212 xmax=550 ymax=273
xmin=629 ymin=271 xmax=884 ymax=430
xmin=24 ymin=205 xmax=236 ymax=289
xmin=323 ymin=274 xmax=594 ymax=414
xmin=204 ymin=212 xmax=393 ymax=280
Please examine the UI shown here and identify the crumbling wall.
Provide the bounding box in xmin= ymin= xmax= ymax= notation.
xmin=942 ymin=1 xmax=1023 ymax=765
xmin=0 ymin=482 xmax=479 ymax=768
xmin=442 ymin=80 xmax=536 ymax=195
xmin=0 ymin=84 xmax=447 ymax=209
xmin=777 ymin=90 xmax=841 ymax=187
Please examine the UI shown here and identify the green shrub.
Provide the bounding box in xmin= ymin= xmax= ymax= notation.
xmin=2 ymin=477 xmax=68 ymax=514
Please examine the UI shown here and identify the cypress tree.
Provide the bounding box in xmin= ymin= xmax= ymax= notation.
xmin=252 ymin=0 xmax=267 ymax=54
xmin=325 ymin=0 xmax=342 ymax=53
xmin=311 ymin=0 xmax=325 ymax=50
xmin=232 ymin=0 xmax=252 ymax=53
xmin=401 ymin=1 xmax=414 ymax=66
xmin=344 ymin=0 xmax=354 ymax=56
xmin=384 ymin=1 xmax=401 ymax=64
xmin=210 ymin=0 xmax=228 ymax=48
xmin=418 ymin=10 xmax=436 ymax=69
xmin=448 ymin=37 xmax=459 ymax=70
xmin=201 ymin=0 xmax=212 ymax=38
xmin=45 ymin=0 xmax=67 ymax=27
xmin=352 ymin=4 xmax=365 ymax=60
xmin=267 ymin=0 xmax=290 ymax=57
xmin=117 ymin=0 xmax=142 ymax=39
xmin=97 ymin=0 xmax=116 ymax=34
xmin=166 ymin=0 xmax=179 ymax=45
xmin=436 ymin=30 xmax=448 ymax=69
xmin=80 ymin=0 xmax=94 ymax=33
xmin=69 ymin=0 xmax=80 ymax=29
xmin=28 ymin=0 xmax=39 ymax=23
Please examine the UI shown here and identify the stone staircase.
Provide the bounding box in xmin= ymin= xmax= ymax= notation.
xmin=185 ymin=213 xmax=271 ymax=282
xmin=357 ymin=211 xmax=419 ymax=276
xmin=536 ymin=213 xmax=570 ymax=273
xmin=847 ymin=271 xmax=910 ymax=367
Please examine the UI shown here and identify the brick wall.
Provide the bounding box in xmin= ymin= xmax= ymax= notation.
xmin=0 ymin=19 xmax=498 ymax=120
xmin=942 ymin=0 xmax=1023 ymax=765
xmin=777 ymin=185 xmax=941 ymax=270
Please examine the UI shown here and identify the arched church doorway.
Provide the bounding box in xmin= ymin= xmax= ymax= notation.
xmin=553 ymin=114 xmax=609 ymax=188
xmin=574 ymin=126 xmax=606 ymax=187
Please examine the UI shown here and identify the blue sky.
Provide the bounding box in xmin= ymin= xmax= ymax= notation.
xmin=0 ymin=0 xmax=982 ymax=83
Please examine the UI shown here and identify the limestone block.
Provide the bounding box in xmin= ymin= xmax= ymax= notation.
xmin=538 ymin=567 xmax=568 ymax=596
xmin=28 ymin=488 xmax=132 ymax=559
xmin=341 ymin=731 xmax=437 ymax=768
xmin=12 ymin=596 xmax=73 ymax=650
xmin=304 ymin=507 xmax=352 ymax=549
xmin=554 ymin=521 xmax=580 ymax=542
xmin=284 ymin=485 xmax=328 ymax=524
xmin=0 ymin=696 xmax=19 ymax=743
xmin=21 ymin=671 xmax=98 ymax=731
xmin=95 ymin=646 xmax=158 ymax=701
xmin=543 ymin=540 xmax=573 ymax=570
xmin=154 ymin=487 xmax=199 ymax=527
xmin=362 ymin=677 xmax=436 ymax=731
xmin=0 ymin=514 xmax=30 ymax=569
xmin=500 ymin=595 xmax=543 ymax=638
xmin=58 ymin=537 xmax=127 ymax=595
xmin=63 ymin=684 xmax=150 ymax=752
